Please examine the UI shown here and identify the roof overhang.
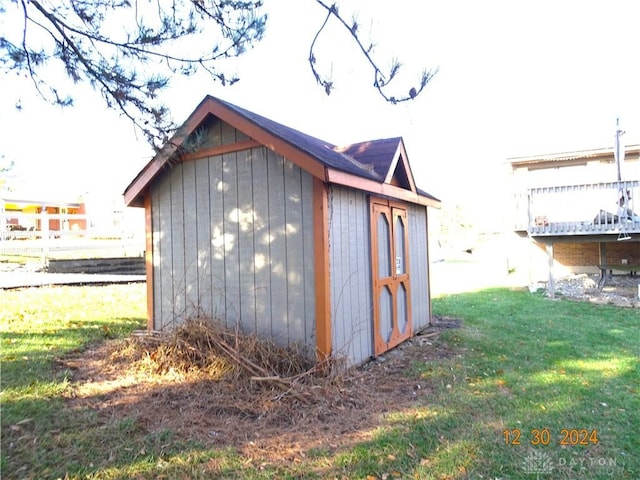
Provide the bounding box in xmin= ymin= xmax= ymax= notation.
xmin=326 ymin=168 xmax=440 ymax=208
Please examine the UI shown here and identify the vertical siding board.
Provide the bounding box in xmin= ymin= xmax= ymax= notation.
xmin=170 ymin=165 xmax=186 ymax=322
xmin=351 ymin=191 xmax=373 ymax=361
xmin=328 ymin=187 xmax=343 ymax=359
xmin=284 ymin=162 xmax=305 ymax=344
xmin=358 ymin=190 xmax=374 ymax=362
xmin=342 ymin=190 xmax=354 ymax=361
xmin=364 ymin=193 xmax=374 ymax=359
xmin=300 ymin=170 xmax=316 ymax=348
xmin=419 ymin=207 xmax=430 ymax=328
xmin=347 ymin=190 xmax=360 ymax=362
xmin=252 ymin=148 xmax=272 ymax=337
xmin=221 ymin=121 xmax=236 ymax=145
xmin=195 ymin=157 xmax=212 ymax=319
xmin=208 ymin=155 xmax=226 ymax=321
xmin=333 ymin=188 xmax=350 ymax=361
xmin=156 ymin=173 xmax=174 ymax=329
xmin=407 ymin=207 xmax=419 ymax=327
xmin=235 ymin=128 xmax=250 ymax=142
xmin=339 ymin=189 xmax=350 ymax=360
xmin=267 ymin=150 xmax=288 ymax=343
xmin=236 ymin=148 xmax=257 ymax=333
xmin=422 ymin=206 xmax=432 ymax=326
xmin=209 ymin=118 xmax=222 ymax=146
xmin=222 ymin=152 xmax=240 ymax=328
xmin=151 ymin=187 xmax=162 ymax=329
xmin=408 ymin=205 xmax=429 ymax=330
xmin=422 ymin=208 xmax=430 ymax=326
xmin=329 ymin=186 xmax=374 ymax=366
xmin=182 ymin=160 xmax=199 ymax=318
xmin=355 ymin=190 xmax=372 ymax=361
xmin=349 ymin=190 xmax=362 ymax=361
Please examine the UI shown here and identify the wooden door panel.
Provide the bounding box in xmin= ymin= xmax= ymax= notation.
xmin=371 ymin=199 xmax=412 ymax=355
xmin=397 ymin=281 xmax=409 ymax=335
xmin=379 ymin=285 xmax=394 ymax=343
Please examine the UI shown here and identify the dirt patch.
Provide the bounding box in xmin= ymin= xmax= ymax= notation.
xmin=60 ymin=317 xmax=460 ymax=463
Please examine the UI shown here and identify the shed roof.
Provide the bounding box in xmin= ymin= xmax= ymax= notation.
xmin=125 ymin=96 xmax=440 ymax=207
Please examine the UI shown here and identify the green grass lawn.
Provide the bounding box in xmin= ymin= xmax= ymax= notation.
xmin=1 ymin=284 xmax=638 ymax=479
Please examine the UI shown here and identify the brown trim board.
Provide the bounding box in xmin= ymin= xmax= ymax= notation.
xmin=313 ymin=177 xmax=331 ymax=364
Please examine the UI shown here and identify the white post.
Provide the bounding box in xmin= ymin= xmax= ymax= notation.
xmin=546 ymin=243 xmax=555 ymax=298
xmin=614 ymin=117 xmax=624 ymax=183
xmin=41 ymin=206 xmax=49 ymax=267
xmin=0 ymin=200 xmax=5 ymax=242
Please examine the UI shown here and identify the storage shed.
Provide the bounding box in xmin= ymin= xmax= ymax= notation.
xmin=124 ymin=96 xmax=440 ymax=366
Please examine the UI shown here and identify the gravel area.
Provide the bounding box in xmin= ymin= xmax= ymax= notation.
xmin=550 ymin=273 xmax=640 ymax=308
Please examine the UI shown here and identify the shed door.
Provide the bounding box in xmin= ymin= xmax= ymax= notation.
xmin=370 ymin=199 xmax=412 ymax=355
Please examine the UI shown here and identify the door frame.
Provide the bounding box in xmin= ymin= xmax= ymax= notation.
xmin=370 ymin=197 xmax=412 ymax=355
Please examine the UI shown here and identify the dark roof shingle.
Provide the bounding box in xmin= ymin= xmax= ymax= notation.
xmin=215 ymin=97 xmax=380 ymax=181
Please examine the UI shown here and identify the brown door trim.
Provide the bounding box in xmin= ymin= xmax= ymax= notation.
xmin=370 ymin=197 xmax=412 ymax=355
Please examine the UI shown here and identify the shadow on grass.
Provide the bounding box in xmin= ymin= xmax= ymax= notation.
xmin=0 ymin=318 xmax=143 ymax=391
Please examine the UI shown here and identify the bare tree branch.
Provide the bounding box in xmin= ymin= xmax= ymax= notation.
xmin=309 ymin=0 xmax=438 ymax=103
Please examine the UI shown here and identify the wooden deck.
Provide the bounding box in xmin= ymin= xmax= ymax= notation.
xmin=515 ymin=180 xmax=640 ymax=237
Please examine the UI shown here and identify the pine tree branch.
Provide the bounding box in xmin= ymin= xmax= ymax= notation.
xmin=310 ymin=0 xmax=438 ymax=103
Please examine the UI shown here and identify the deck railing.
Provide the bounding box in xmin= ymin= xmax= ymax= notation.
xmin=515 ymin=180 xmax=640 ymax=236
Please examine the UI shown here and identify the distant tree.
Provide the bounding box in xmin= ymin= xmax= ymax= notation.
xmin=1 ymin=1 xmax=437 ymax=148
xmin=438 ymin=203 xmax=477 ymax=252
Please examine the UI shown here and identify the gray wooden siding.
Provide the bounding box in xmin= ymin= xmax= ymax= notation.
xmin=407 ymin=204 xmax=431 ymax=330
xmin=328 ymin=186 xmax=373 ymax=366
xmin=151 ymin=132 xmax=315 ymax=350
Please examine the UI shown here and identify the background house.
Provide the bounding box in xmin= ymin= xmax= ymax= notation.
xmin=125 ymin=96 xmax=440 ymax=366
xmin=1 ymin=196 xmax=86 ymax=234
xmin=1 ymin=192 xmax=143 ymax=239
xmin=0 ymin=190 xmax=145 ymax=261
xmin=509 ymin=144 xmax=640 ymax=289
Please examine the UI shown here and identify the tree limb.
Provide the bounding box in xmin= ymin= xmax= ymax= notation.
xmin=310 ymin=0 xmax=438 ymax=103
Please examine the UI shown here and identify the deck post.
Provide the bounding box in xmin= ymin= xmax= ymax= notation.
xmin=598 ymin=242 xmax=606 ymax=266
xmin=546 ymin=243 xmax=555 ymax=298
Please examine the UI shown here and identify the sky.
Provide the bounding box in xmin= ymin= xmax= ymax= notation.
xmin=1 ymin=0 xmax=639 ymax=212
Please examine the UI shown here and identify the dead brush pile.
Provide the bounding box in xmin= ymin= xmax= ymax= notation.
xmin=111 ymin=318 xmax=336 ymax=404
